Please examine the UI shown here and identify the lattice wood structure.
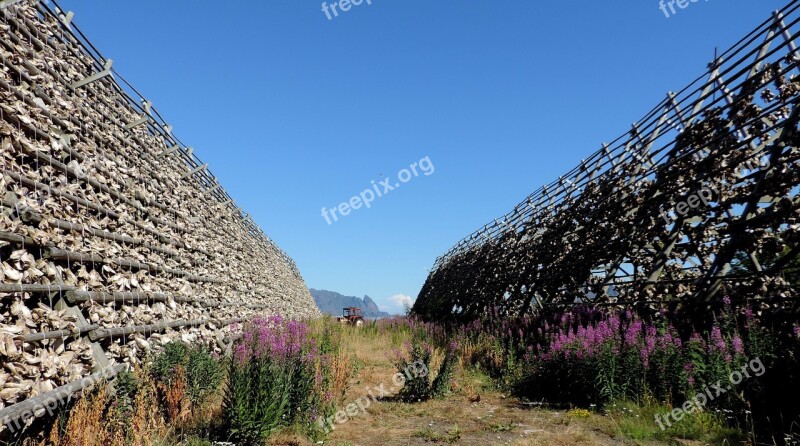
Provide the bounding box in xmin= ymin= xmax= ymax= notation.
xmin=414 ymin=2 xmax=800 ymax=321
xmin=0 ymin=0 xmax=318 ymax=433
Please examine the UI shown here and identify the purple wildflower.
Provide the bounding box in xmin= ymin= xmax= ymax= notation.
xmin=710 ymin=325 xmax=728 ymax=357
xmin=732 ymin=336 xmax=744 ymax=355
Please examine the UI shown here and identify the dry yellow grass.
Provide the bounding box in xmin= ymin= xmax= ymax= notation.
xmin=268 ymin=431 xmax=316 ymax=446
xmin=328 ymin=352 xmax=354 ymax=401
xmin=60 ymin=386 xmax=110 ymax=446
xmin=160 ymin=366 xmax=190 ymax=425
xmin=132 ymin=367 xmax=167 ymax=446
xmin=34 ymin=366 xmax=173 ymax=446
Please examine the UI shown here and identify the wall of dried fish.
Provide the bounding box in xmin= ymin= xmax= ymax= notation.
xmin=0 ymin=0 xmax=319 ymax=430
xmin=414 ymin=2 xmax=800 ymax=320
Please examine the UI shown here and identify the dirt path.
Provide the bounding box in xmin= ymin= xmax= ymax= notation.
xmin=326 ymin=389 xmax=633 ymax=446
xmin=318 ymin=335 xmax=676 ymax=446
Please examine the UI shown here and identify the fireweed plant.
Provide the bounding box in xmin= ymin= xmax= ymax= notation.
xmin=393 ymin=337 xmax=459 ymax=402
xmin=220 ymin=316 xmax=337 ymax=444
xmin=405 ymin=297 xmax=799 ymax=439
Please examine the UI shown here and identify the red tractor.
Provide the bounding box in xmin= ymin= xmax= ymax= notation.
xmin=338 ymin=307 xmax=365 ymax=327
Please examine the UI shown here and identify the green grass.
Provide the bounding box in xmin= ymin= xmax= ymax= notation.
xmin=485 ymin=421 xmax=516 ymax=432
xmin=604 ymin=400 xmax=745 ymax=445
xmin=412 ymin=425 xmax=462 ymax=443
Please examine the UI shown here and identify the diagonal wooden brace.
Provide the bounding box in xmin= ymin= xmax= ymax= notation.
xmin=182 ymin=163 xmax=208 ymax=179
xmin=160 ymin=144 xmax=181 ymax=157
xmin=70 ymin=59 xmax=113 ymax=90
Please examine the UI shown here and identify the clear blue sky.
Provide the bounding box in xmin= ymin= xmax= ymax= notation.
xmin=60 ymin=0 xmax=781 ymax=314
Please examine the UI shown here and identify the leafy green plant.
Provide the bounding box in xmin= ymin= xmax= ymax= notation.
xmin=395 ymin=338 xmax=459 ymax=402
xmin=431 ymin=343 xmax=458 ymax=398
xmin=395 ymin=339 xmax=433 ymax=402
xmin=152 ymin=342 xmax=190 ymax=380
xmin=222 ymin=356 xmax=293 ymax=443
xmin=114 ymin=370 xmax=138 ymax=409
xmin=220 ymin=316 xmax=334 ymax=445
xmin=150 ymin=342 xmax=223 ymax=407
xmin=186 ymin=347 xmax=224 ymax=406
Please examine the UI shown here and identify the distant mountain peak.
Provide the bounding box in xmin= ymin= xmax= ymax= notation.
xmin=309 ymin=289 xmax=392 ymax=318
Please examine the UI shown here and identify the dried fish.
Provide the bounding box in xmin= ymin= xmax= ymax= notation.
xmin=0 ymin=2 xmax=319 ymax=412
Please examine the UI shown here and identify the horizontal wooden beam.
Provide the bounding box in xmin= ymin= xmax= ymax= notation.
xmin=16 ymin=325 xmax=100 ymax=343
xmin=0 ymin=283 xmax=76 ymax=294
xmin=65 ymin=290 xmax=193 ymax=305
xmin=88 ymin=317 xmax=243 ymax=342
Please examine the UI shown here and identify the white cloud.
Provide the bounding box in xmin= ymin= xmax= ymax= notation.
xmin=383 ymin=293 xmax=415 ymax=314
